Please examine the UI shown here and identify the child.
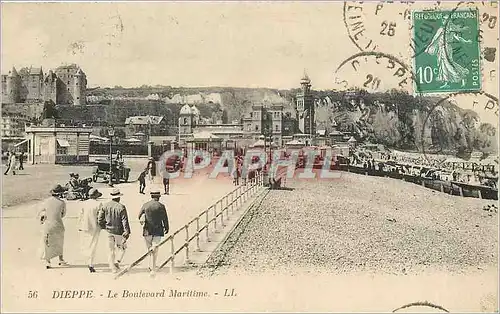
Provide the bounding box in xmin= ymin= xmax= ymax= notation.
xmin=138 ymin=170 xmax=147 ymax=194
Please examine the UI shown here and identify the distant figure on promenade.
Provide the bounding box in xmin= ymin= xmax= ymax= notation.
xmin=116 ymin=150 xmax=123 ymax=161
xmin=38 ymin=184 xmax=69 ymax=269
xmin=4 ymin=151 xmax=18 ymax=175
xmin=98 ymin=189 xmax=131 ymax=273
xmin=233 ymin=162 xmax=240 ymax=186
xmin=18 ymin=151 xmax=25 ymax=170
xmin=138 ymin=191 xmax=169 ymax=277
xmin=162 ymin=172 xmax=170 ymax=195
xmin=138 ymin=169 xmax=147 ymax=194
xmin=147 ymin=157 xmax=157 ymax=184
xmin=78 ymin=188 xmax=103 ymax=273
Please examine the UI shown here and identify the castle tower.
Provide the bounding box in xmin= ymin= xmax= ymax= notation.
xmin=73 ymin=68 xmax=84 ymax=105
xmin=43 ymin=70 xmax=58 ymax=104
xmin=179 ymin=104 xmax=193 ymax=135
xmin=191 ymin=105 xmax=200 ymax=126
xmin=296 ymin=70 xmax=314 ymax=135
xmin=6 ymin=67 xmax=20 ymax=103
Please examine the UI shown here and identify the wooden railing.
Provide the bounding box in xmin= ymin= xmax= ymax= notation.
xmin=115 ymin=171 xmax=264 ymax=279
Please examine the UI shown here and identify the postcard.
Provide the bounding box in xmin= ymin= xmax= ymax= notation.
xmin=1 ymin=1 xmax=498 ymax=312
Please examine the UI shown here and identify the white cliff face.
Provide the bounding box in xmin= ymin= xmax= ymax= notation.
xmin=162 ymin=92 xmax=222 ymax=105
xmin=206 ymin=93 xmax=222 ymax=104
xmin=146 ymin=93 xmax=160 ymax=100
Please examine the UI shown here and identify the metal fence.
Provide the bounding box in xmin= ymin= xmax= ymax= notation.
xmin=115 ymin=171 xmax=264 ymax=279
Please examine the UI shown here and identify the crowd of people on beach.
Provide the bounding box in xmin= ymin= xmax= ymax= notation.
xmin=347 ymin=147 xmax=498 ymax=188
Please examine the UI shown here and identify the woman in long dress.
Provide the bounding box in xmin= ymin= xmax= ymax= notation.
xmin=38 ymin=184 xmax=69 ymax=269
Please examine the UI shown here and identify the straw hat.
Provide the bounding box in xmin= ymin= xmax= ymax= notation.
xmin=50 ymin=184 xmax=65 ymax=196
xmin=110 ymin=188 xmax=123 ymax=197
xmin=89 ymin=188 xmax=103 ymax=199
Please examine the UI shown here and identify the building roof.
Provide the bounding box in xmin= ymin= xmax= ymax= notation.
xmin=347 ymin=136 xmax=357 ymax=143
xmin=7 ymin=67 xmax=18 ymax=77
xmin=186 ymin=131 xmax=223 ymax=142
xmin=124 ymin=116 xmax=164 ymax=125
xmin=30 ymin=67 xmax=43 ymax=75
xmin=191 ymin=105 xmax=200 ymax=116
xmin=301 ymin=69 xmax=311 ymax=84
xmin=180 ymin=104 xmax=192 ymax=115
xmin=286 ymin=140 xmax=305 ymax=146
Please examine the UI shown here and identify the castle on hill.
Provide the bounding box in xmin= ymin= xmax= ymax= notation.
xmin=1 ymin=64 xmax=87 ymax=106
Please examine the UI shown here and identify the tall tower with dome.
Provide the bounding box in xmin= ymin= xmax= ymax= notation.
xmin=295 ymin=70 xmax=315 ymax=135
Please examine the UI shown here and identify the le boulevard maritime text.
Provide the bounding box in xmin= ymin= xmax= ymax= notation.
xmin=49 ymin=288 xmax=237 ymax=299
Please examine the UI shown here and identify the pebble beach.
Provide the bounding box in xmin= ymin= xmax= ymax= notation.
xmin=208 ymin=172 xmax=498 ymax=276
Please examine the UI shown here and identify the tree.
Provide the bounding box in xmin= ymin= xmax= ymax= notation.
xmin=41 ymin=101 xmax=59 ymax=119
xmin=221 ymin=109 xmax=228 ymax=124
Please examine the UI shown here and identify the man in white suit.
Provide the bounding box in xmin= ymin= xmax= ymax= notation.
xmin=78 ymin=188 xmax=103 ymax=273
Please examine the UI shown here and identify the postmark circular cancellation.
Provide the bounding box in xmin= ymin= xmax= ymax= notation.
xmin=342 ymin=1 xmax=498 ymax=95
xmin=338 ymin=1 xmax=498 ymax=162
xmin=332 ymin=52 xmax=498 ymax=162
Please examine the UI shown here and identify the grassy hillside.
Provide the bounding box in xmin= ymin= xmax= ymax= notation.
xmin=53 ymin=86 xmax=498 ymax=156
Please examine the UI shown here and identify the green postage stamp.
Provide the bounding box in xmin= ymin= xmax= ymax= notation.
xmin=413 ymin=9 xmax=481 ymax=94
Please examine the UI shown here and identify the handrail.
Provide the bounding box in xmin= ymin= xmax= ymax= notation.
xmin=115 ymin=171 xmax=264 ymax=279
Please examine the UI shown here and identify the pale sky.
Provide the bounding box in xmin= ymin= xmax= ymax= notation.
xmin=1 ymin=2 xmax=357 ymax=89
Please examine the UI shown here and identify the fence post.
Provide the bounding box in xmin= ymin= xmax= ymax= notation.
xmin=184 ymin=225 xmax=190 ymax=263
xmin=170 ymin=237 xmax=175 ymax=274
xmin=205 ymin=210 xmax=210 ymax=242
xmin=231 ymin=190 xmax=235 ymax=213
xmin=238 ymin=186 xmax=242 ymax=207
xmin=221 ymin=199 xmax=225 ymax=224
xmin=196 ymin=217 xmax=201 ymax=251
xmin=213 ymin=205 xmax=218 ymax=232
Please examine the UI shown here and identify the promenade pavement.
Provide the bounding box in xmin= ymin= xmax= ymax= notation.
xmin=2 ymin=168 xmax=240 ymax=288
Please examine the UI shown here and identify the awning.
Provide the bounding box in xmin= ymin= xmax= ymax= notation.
xmin=57 ymin=139 xmax=70 ymax=147
xmin=14 ymin=139 xmax=29 ymax=147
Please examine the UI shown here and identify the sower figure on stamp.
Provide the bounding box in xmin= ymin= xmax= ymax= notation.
xmin=423 ymin=15 xmax=472 ymax=89
xmin=138 ymin=169 xmax=147 ymax=194
xmin=38 ymin=184 xmax=69 ymax=269
xmin=98 ymin=188 xmax=131 ymax=273
xmin=138 ymin=191 xmax=169 ymax=277
xmin=78 ymin=188 xmax=103 ymax=273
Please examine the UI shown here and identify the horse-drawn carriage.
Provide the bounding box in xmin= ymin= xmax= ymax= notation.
xmin=92 ymin=158 xmax=130 ymax=183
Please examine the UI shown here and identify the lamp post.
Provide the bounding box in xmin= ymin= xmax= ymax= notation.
xmin=107 ymin=126 xmax=115 ymax=186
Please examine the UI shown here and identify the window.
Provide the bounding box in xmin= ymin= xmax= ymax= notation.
xmin=255 ymin=125 xmax=259 ymax=131
xmin=183 ymin=118 xmax=188 ymax=124
xmin=275 ymin=124 xmax=279 ymax=132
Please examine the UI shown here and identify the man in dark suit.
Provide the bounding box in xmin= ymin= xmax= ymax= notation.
xmin=138 ymin=191 xmax=169 ymax=277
